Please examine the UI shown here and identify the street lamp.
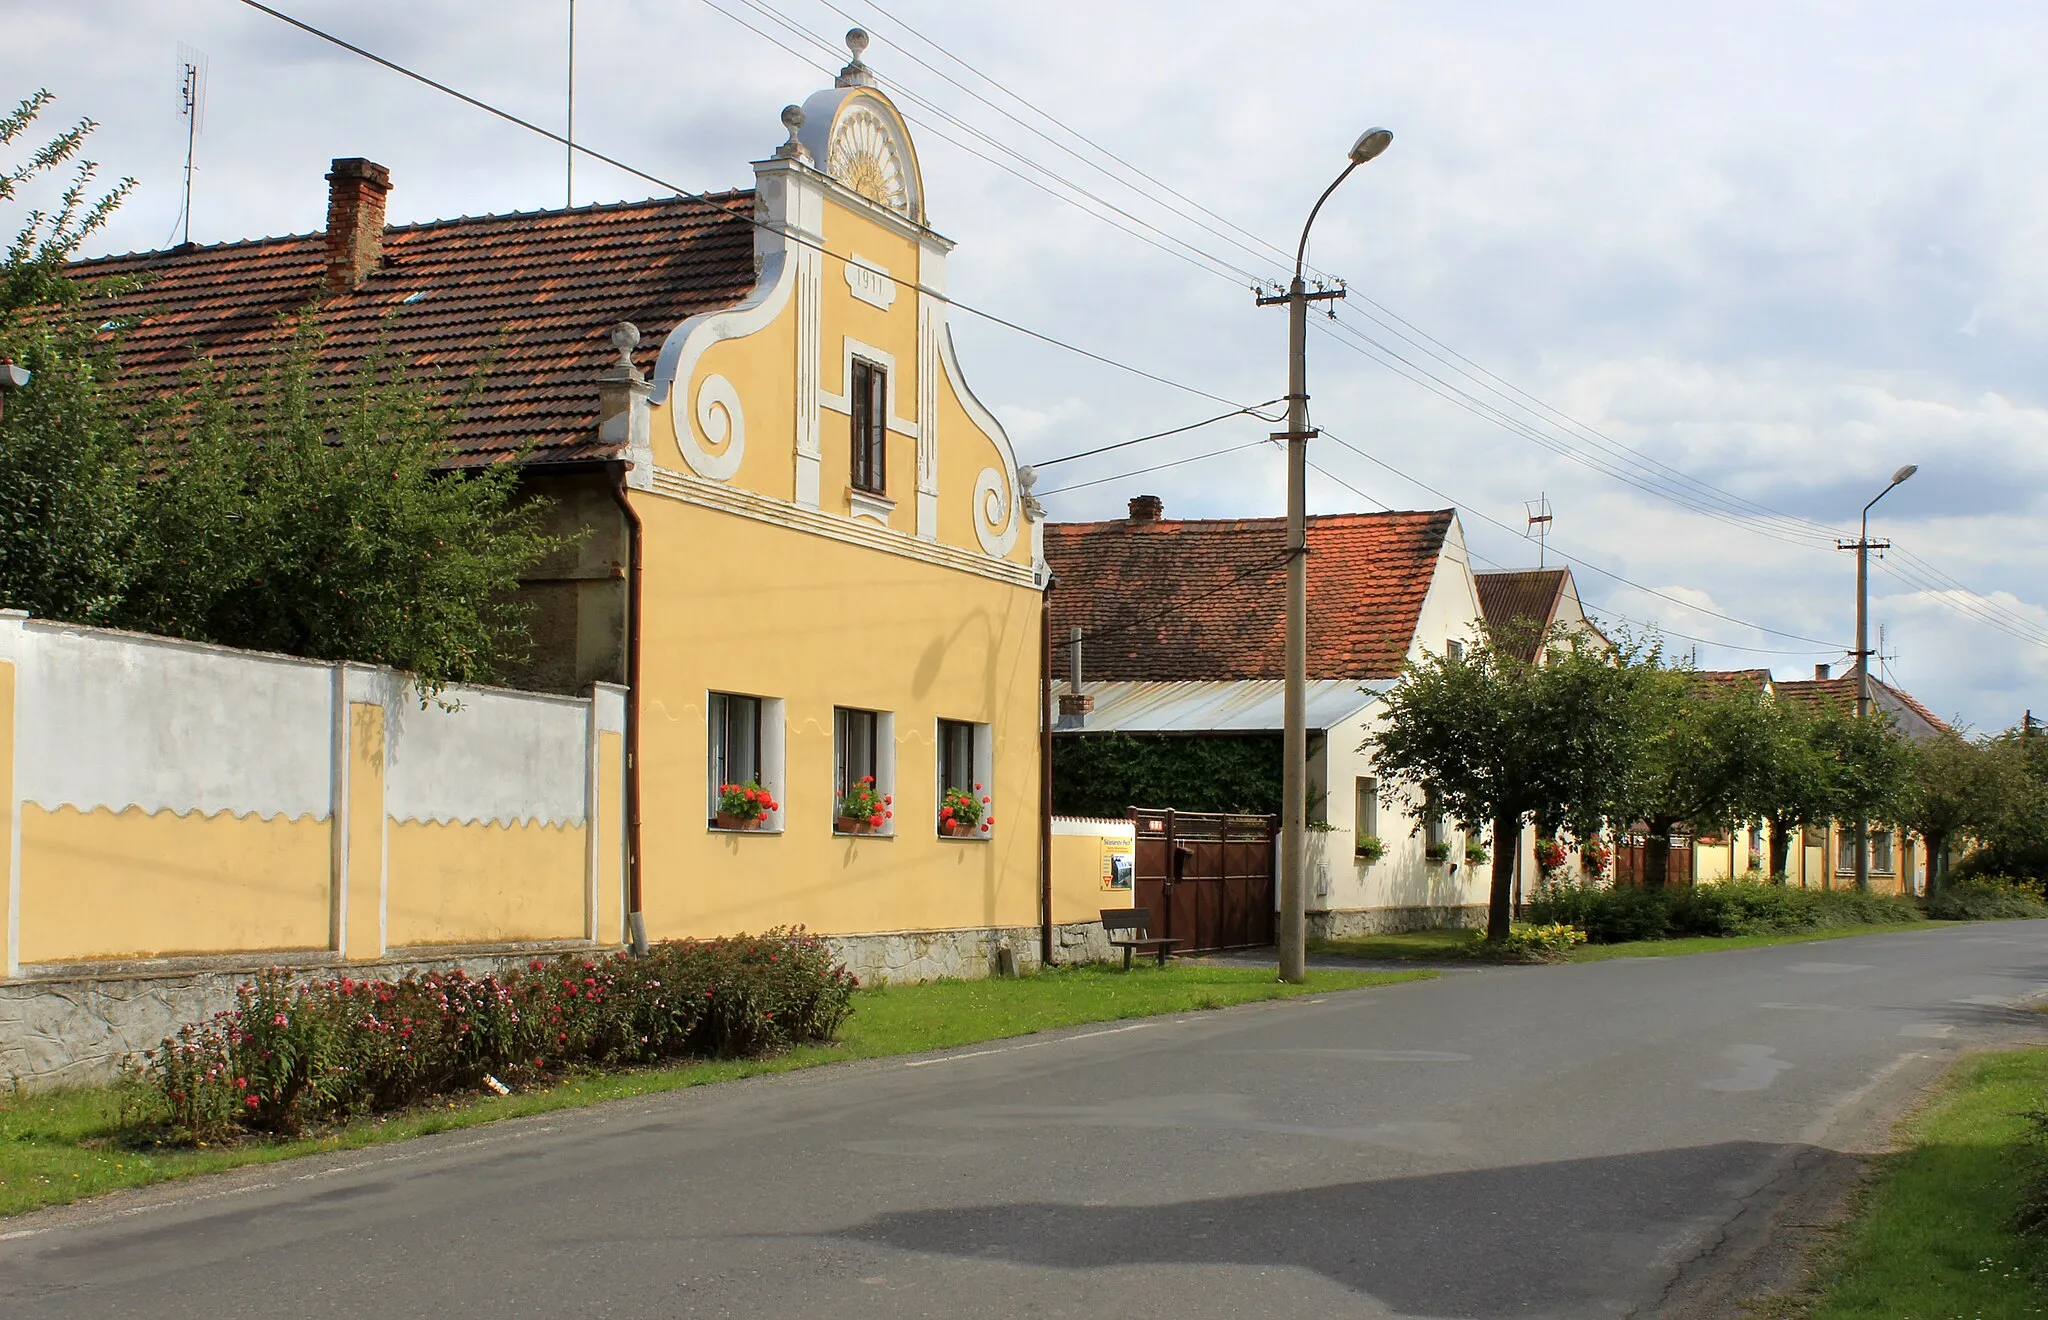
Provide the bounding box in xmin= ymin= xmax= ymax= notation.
xmin=0 ymin=359 xmax=28 ymax=421
xmin=1260 ymin=126 xmax=1393 ymax=984
xmin=1843 ymin=462 xmax=1916 ymax=891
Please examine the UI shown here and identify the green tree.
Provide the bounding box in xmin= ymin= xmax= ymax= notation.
xmin=0 ymin=92 xmax=562 ymax=692
xmin=1631 ymin=673 xmax=1796 ymax=889
xmin=1369 ymin=631 xmax=1663 ymax=941
xmin=1959 ymin=725 xmax=2048 ymax=880
xmin=1808 ymin=702 xmax=1911 ymax=889
xmin=1751 ymin=698 xmax=1836 ymax=880
xmin=0 ymin=91 xmax=138 ymax=625
xmin=1893 ymin=730 xmax=2015 ymax=890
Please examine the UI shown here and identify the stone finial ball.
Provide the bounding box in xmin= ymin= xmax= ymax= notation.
xmin=780 ymin=104 xmax=805 ymax=133
xmin=610 ymin=322 xmax=641 ymax=354
xmin=845 ymin=27 xmax=870 ymax=58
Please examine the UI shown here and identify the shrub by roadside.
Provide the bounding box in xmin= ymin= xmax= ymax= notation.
xmin=147 ymin=928 xmax=854 ymax=1142
xmin=1925 ymin=875 xmax=2048 ymax=922
xmin=1483 ymin=923 xmax=1586 ymax=963
xmin=1525 ymin=879 xmax=1922 ymax=945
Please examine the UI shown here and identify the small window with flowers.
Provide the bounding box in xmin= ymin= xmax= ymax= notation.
xmin=834 ymin=706 xmax=896 ymax=836
xmin=936 ymin=717 xmax=993 ymax=838
xmin=708 ymin=691 xmax=784 ymax=832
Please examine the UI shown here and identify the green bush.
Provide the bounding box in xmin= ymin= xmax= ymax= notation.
xmin=1486 ymin=923 xmax=1585 ymax=962
xmin=1926 ymin=876 xmax=2048 ymax=921
xmin=147 ymin=928 xmax=855 ymax=1141
xmin=1526 ymin=879 xmax=1921 ymax=944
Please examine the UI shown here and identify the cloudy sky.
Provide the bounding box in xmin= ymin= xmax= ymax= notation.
xmin=9 ymin=1 xmax=2047 ymax=729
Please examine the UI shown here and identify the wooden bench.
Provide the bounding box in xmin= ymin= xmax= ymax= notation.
xmin=1102 ymin=907 xmax=1179 ymax=970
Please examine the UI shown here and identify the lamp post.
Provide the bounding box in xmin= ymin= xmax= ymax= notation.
xmin=1258 ymin=127 xmax=1392 ymax=984
xmin=0 ymin=360 xmax=29 ymax=421
xmin=1841 ymin=463 xmax=1916 ymax=892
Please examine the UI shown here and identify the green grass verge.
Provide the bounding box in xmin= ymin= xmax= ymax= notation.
xmin=1311 ymin=923 xmax=1941 ymax=965
xmin=0 ymin=961 xmax=1423 ymax=1219
xmin=1783 ymin=1047 xmax=2048 ymax=1317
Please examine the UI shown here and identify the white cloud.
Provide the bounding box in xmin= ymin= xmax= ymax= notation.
xmin=4 ymin=0 xmax=2045 ymax=729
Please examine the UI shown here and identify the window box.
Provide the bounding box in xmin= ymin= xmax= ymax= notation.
xmin=708 ymin=691 xmax=784 ymax=832
xmin=936 ymin=717 xmax=993 ymax=837
xmin=834 ymin=707 xmax=895 ymax=835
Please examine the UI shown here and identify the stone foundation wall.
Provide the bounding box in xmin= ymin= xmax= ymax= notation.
xmin=1307 ymin=905 xmax=1487 ymax=939
xmin=3 ymin=925 xmax=1114 ymax=1090
xmin=823 ymin=926 xmax=1046 ymax=987
xmin=1 ymin=946 xmax=601 ymax=1092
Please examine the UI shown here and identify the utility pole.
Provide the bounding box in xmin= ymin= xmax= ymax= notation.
xmin=1838 ymin=464 xmax=1916 ymax=892
xmin=1256 ymin=127 xmax=1391 ymax=984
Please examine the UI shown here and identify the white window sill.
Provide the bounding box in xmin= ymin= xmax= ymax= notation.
xmin=833 ymin=828 xmax=896 ymax=839
xmin=848 ymin=487 xmax=896 ymax=525
xmin=709 ymin=822 xmax=783 ymax=835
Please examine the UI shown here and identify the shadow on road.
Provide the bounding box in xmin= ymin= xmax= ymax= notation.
xmin=828 ymin=1140 xmax=1850 ymax=1316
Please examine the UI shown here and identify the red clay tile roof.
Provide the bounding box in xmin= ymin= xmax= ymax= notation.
xmin=67 ymin=191 xmax=758 ymax=467
xmin=1693 ymin=668 xmax=1774 ymax=691
xmin=1044 ymin=509 xmax=1455 ymax=681
xmin=1473 ymin=568 xmax=1567 ymax=662
xmin=1773 ymin=676 xmax=1950 ymax=738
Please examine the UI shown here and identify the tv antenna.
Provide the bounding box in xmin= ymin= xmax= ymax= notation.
xmin=175 ymin=43 xmax=209 ymax=248
xmin=565 ymin=0 xmax=576 ymax=207
xmin=1524 ymin=493 xmax=1553 ymax=567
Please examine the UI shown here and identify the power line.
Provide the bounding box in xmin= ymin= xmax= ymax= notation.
xmin=1298 ymin=455 xmax=1837 ymax=659
xmin=1038 ymin=440 xmax=1269 ymax=497
xmin=231 ymin=0 xmax=1242 ymax=408
xmin=1029 ymin=400 xmax=1283 ymax=470
xmin=1312 ymin=428 xmax=1846 ymax=650
xmin=814 ymin=0 xmax=1321 ymax=284
xmin=699 ymin=0 xmax=1265 ymax=285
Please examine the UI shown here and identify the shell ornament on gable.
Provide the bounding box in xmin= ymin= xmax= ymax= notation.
xmin=827 ymin=107 xmax=910 ymax=215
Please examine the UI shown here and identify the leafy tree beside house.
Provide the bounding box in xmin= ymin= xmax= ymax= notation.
xmin=1369 ymin=630 xmax=1664 ymax=942
xmin=1893 ymin=729 xmax=2021 ymax=890
xmin=0 ymin=91 xmax=559 ymax=692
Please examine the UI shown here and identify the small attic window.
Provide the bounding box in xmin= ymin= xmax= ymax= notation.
xmin=401 ymin=290 xmax=429 ymax=304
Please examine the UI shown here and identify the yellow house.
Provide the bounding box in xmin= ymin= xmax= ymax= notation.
xmin=621 ymin=47 xmax=1052 ymax=971
xmin=59 ymin=35 xmax=1057 ymax=982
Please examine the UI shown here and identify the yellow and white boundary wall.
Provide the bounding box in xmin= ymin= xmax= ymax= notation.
xmin=0 ymin=612 xmax=627 ymax=979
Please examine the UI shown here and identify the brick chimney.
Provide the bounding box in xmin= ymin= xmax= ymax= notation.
xmin=323 ymin=158 xmax=392 ymax=293
xmin=1127 ymin=494 xmax=1163 ymax=525
xmin=1814 ymin=663 xmax=1831 ymax=680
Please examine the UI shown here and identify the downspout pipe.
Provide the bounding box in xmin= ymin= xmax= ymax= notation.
xmin=608 ymin=464 xmax=647 ymax=954
xmin=1039 ymin=574 xmax=1056 ymax=968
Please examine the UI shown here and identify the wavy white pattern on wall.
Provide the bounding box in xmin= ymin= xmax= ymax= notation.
xmin=14 ymin=622 xmax=332 ymax=820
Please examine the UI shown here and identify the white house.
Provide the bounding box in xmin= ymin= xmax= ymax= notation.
xmin=1043 ymin=496 xmax=1494 ymax=937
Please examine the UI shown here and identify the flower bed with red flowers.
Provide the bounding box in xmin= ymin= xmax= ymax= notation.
xmin=146 ymin=928 xmax=855 ymax=1142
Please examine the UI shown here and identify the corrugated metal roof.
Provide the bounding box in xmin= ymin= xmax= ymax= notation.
xmin=1056 ymin=679 xmax=1389 ymax=734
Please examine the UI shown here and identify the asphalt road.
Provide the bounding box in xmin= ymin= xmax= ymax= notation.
xmin=5 ymin=922 xmax=2046 ymax=1319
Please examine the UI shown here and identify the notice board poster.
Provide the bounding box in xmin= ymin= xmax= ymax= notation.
xmin=1100 ymin=835 xmax=1134 ymax=891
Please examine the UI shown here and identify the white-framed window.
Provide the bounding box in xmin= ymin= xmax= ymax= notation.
xmin=936 ymin=717 xmax=993 ymax=837
xmin=1871 ymin=830 xmax=1894 ymax=874
xmin=708 ymin=691 xmax=784 ymax=831
xmin=1424 ymin=793 xmax=1448 ymax=852
xmin=1445 ymin=639 xmax=1465 ymax=662
xmin=850 ymin=358 xmax=887 ymax=494
xmin=1354 ymin=776 xmax=1379 ymax=856
xmin=834 ymin=706 xmax=896 ymax=834
xmin=1835 ymin=829 xmax=1856 ymax=875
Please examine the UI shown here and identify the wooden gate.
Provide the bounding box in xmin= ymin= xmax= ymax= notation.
xmin=1131 ymin=809 xmax=1277 ymax=953
xmin=1614 ymin=831 xmax=1694 ymax=889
